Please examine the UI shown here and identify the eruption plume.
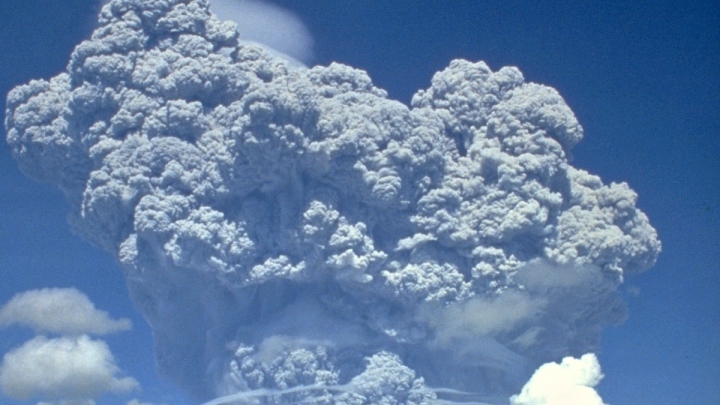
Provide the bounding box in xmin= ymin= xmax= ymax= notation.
xmin=5 ymin=0 xmax=660 ymax=403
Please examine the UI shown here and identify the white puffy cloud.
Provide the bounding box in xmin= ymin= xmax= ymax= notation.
xmin=0 ymin=289 xmax=139 ymax=404
xmin=510 ymin=353 xmax=606 ymax=405
xmin=0 ymin=288 xmax=131 ymax=335
xmin=0 ymin=335 xmax=138 ymax=401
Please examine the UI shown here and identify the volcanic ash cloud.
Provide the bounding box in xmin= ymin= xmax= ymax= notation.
xmin=5 ymin=0 xmax=660 ymax=403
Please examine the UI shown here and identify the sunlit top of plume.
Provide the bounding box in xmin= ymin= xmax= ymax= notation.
xmin=4 ymin=0 xmax=660 ymax=403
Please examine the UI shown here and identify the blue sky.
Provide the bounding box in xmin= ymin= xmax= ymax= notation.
xmin=0 ymin=1 xmax=718 ymax=404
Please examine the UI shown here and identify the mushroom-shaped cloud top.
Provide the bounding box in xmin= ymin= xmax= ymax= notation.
xmin=5 ymin=0 xmax=660 ymax=402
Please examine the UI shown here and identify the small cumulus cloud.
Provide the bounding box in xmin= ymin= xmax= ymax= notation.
xmin=0 ymin=335 xmax=138 ymax=401
xmin=0 ymin=289 xmax=141 ymax=404
xmin=0 ymin=288 xmax=131 ymax=336
xmin=510 ymin=353 xmax=607 ymax=405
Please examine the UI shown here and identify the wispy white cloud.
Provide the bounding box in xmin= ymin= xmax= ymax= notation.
xmin=0 ymin=335 xmax=138 ymax=401
xmin=37 ymin=399 xmax=95 ymax=405
xmin=39 ymin=396 xmax=163 ymax=405
xmin=0 ymin=288 xmax=131 ymax=335
xmin=423 ymin=291 xmax=546 ymax=342
xmin=510 ymin=353 xmax=607 ymax=405
xmin=127 ymin=399 xmax=166 ymax=405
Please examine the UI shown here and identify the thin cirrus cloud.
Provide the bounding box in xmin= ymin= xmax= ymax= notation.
xmin=38 ymin=399 xmax=167 ymax=405
xmin=6 ymin=0 xmax=661 ymax=403
xmin=0 ymin=288 xmax=131 ymax=336
xmin=126 ymin=399 xmax=167 ymax=405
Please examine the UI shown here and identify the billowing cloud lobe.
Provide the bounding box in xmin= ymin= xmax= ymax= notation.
xmin=0 ymin=288 xmax=138 ymax=404
xmin=510 ymin=353 xmax=606 ymax=405
xmin=5 ymin=0 xmax=660 ymax=403
xmin=0 ymin=288 xmax=131 ymax=335
xmin=0 ymin=335 xmax=138 ymax=401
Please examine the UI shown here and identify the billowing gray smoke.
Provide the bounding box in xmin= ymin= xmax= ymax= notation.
xmin=5 ymin=0 xmax=660 ymax=403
